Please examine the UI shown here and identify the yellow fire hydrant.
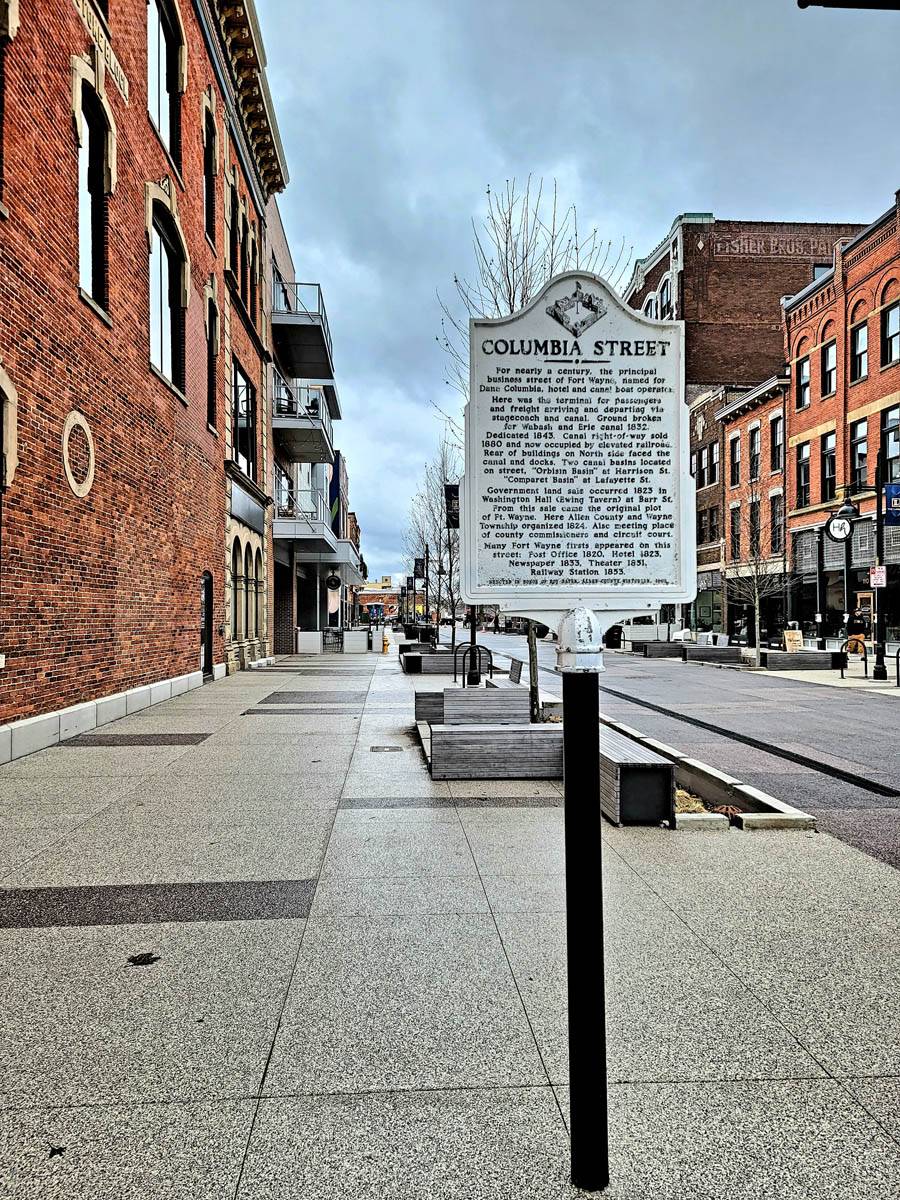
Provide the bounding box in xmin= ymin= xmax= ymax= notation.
xmin=382 ymin=631 xmax=389 ymax=655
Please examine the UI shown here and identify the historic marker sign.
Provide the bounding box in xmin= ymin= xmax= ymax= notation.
xmin=461 ymin=272 xmax=695 ymax=617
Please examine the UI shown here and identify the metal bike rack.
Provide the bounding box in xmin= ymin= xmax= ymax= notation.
xmin=454 ymin=645 xmax=493 ymax=686
xmin=839 ymin=638 xmax=868 ymax=680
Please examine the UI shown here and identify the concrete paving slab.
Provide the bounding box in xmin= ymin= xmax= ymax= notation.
xmin=495 ymin=910 xmax=825 ymax=1085
xmin=319 ymin=809 xmax=477 ymax=880
xmin=0 ymin=743 xmax=196 ymax=779
xmin=0 ymin=1098 xmax=254 ymax=1199
xmin=459 ymin=808 xmax=566 ymax=875
xmin=3 ymin=811 xmax=335 ymax=887
xmin=0 ymin=919 xmax=304 ymax=1106
xmin=449 ymin=779 xmax=561 ymax=799
xmin=114 ymin=776 xmax=346 ymax=820
xmin=263 ymin=914 xmax=546 ymax=1093
xmin=481 ymin=873 xmax=567 ymax=913
xmin=239 ymin=1087 xmax=572 ymax=1200
xmin=309 ymin=874 xmax=490 ymax=917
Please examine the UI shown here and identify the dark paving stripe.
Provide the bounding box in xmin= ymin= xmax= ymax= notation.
xmin=260 ymin=691 xmax=369 ymax=704
xmin=242 ymin=709 xmax=363 ymax=717
xmin=594 ymin=684 xmax=900 ymax=799
xmin=256 ymin=670 xmax=377 ymax=677
xmin=339 ymin=796 xmax=562 ymax=809
xmin=61 ymin=733 xmax=211 ymax=747
xmin=0 ymin=880 xmax=316 ymax=928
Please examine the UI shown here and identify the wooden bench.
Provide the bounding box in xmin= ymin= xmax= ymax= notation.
xmin=759 ymin=649 xmax=844 ymax=671
xmin=599 ymin=728 xmax=675 ymax=827
xmin=430 ymin=723 xmax=564 ymax=780
xmin=414 ymin=691 xmax=446 ymax=723
xmin=634 ymin=642 xmax=683 ymax=658
xmin=444 ymin=688 xmax=530 ymax=725
xmin=681 ymin=646 xmax=741 ymax=664
xmin=401 ymin=653 xmax=458 ymax=675
xmin=485 ymin=657 xmax=562 ymax=716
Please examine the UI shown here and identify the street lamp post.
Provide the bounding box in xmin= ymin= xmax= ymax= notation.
xmin=873 ymin=446 xmax=888 ymax=679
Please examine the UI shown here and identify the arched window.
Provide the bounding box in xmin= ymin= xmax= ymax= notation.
xmin=149 ymin=204 xmax=186 ymax=389
xmin=254 ymin=549 xmax=263 ymax=637
xmin=244 ymin=544 xmax=253 ymax=639
xmin=147 ymin=0 xmax=183 ymax=166
xmin=206 ymin=297 xmax=218 ymax=427
xmin=78 ymin=83 xmax=109 ymax=307
xmin=659 ymin=278 xmax=672 ymax=320
xmin=231 ymin=538 xmax=241 ymax=639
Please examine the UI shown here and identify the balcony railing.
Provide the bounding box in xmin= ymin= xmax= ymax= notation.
xmin=273 ymin=374 xmax=334 ymax=446
xmin=275 ymin=486 xmax=331 ymax=527
xmin=271 ymin=281 xmax=333 ymax=363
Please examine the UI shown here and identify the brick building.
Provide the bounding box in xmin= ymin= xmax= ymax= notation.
xmin=716 ymin=376 xmax=789 ymax=644
xmin=782 ymin=192 xmax=900 ymax=648
xmin=0 ymin=0 xmax=286 ymax=731
xmin=625 ymin=213 xmax=865 ymax=630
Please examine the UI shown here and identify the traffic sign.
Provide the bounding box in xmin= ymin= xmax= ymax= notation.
xmin=870 ymin=565 xmax=887 ymax=588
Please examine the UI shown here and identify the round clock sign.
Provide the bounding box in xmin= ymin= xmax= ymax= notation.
xmin=825 ymin=514 xmax=852 ymax=543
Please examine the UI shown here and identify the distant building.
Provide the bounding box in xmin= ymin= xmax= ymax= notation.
xmin=625 ymin=213 xmax=866 ymax=631
xmin=782 ymin=192 xmax=900 ymax=646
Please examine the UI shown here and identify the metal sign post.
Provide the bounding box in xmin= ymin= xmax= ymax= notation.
xmin=459 ymin=272 xmax=694 ymax=1193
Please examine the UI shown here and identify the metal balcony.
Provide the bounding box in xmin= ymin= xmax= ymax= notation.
xmin=273 ymin=487 xmax=337 ymax=553
xmin=271 ymin=281 xmax=335 ymax=380
xmin=272 ymin=376 xmax=335 ymax=464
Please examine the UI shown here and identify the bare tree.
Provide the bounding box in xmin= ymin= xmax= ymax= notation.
xmin=434 ymin=176 xmax=631 ymax=710
xmin=402 ymin=439 xmax=462 ymax=647
xmin=722 ymin=485 xmax=789 ymax=667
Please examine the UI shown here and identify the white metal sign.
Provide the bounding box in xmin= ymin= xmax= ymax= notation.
xmin=870 ymin=565 xmax=886 ymax=588
xmin=461 ymin=272 xmax=695 ymax=622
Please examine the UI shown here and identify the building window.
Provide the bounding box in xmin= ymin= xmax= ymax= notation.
xmin=229 ymin=184 xmax=239 ymax=275
xmin=821 ymin=431 xmax=836 ymax=502
xmin=770 ymin=494 xmax=784 ymax=555
xmin=78 ymin=84 xmax=108 ymax=307
xmin=696 ymin=446 xmax=708 ymax=489
xmin=275 ymin=461 xmax=295 ymax=515
xmin=254 ymin=549 xmax=263 ymax=638
xmin=231 ymin=539 xmax=242 ymax=639
xmin=149 ymin=208 xmax=185 ymax=389
xmin=240 ymin=216 xmax=249 ymax=303
xmin=749 ymin=427 xmax=760 ymax=482
xmin=821 ymin=340 xmax=837 ymax=397
xmin=690 ymin=450 xmax=697 ymax=478
xmin=232 ymin=359 xmax=256 ymax=480
xmin=147 ymin=0 xmax=182 ymax=165
xmin=813 ymin=263 xmax=831 ymax=281
xmin=730 ymin=507 xmax=741 ymax=562
xmin=244 ymin=544 xmax=253 ymax=641
xmin=643 ymin=296 xmax=656 ymax=318
xmin=770 ymin=415 xmax=784 ymax=471
xmin=850 ymin=322 xmax=868 ymax=382
xmin=850 ymin=419 xmax=868 ymax=493
xmin=882 ymin=406 xmax=900 ymax=482
xmin=708 ymin=442 xmax=719 ymax=486
xmin=729 ymin=436 xmax=741 ymax=487
xmin=206 ymin=298 xmax=218 ymax=427
xmin=708 ymin=505 xmax=719 ymax=544
xmin=749 ymin=500 xmax=761 ymax=557
xmin=203 ymin=108 xmax=216 ymax=242
xmin=249 ymin=241 xmax=258 ymax=323
xmin=659 ymin=278 xmax=672 ymax=320
xmin=882 ymin=302 xmax=900 ymax=368
xmin=796 ymin=356 xmax=810 ymax=409
xmin=697 ymin=509 xmax=708 ymax=544
xmin=796 ymin=442 xmax=810 ymax=508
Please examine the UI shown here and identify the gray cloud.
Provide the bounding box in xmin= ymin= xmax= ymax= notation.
xmin=256 ymin=0 xmax=900 ymax=577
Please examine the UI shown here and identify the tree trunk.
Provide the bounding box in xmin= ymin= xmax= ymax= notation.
xmin=527 ymin=620 xmax=540 ymax=724
xmin=753 ymin=580 xmax=762 ymax=668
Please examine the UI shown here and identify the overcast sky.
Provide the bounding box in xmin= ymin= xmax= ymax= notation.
xmin=256 ymin=0 xmax=900 ymax=580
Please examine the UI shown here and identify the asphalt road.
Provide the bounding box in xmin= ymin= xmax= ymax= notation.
xmin=450 ymin=630 xmax=900 ymax=872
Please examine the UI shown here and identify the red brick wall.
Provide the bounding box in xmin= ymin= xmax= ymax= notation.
xmin=0 ymin=0 xmax=267 ymax=721
xmin=721 ymin=390 xmax=787 ymax=565
xmin=784 ymin=202 xmax=900 ymax=542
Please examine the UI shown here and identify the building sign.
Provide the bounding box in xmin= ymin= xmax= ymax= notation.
xmin=72 ymin=0 xmax=130 ymax=103
xmin=870 ymin=565 xmax=887 ymax=589
xmin=885 ymin=483 xmax=900 ymax=527
xmin=713 ymin=234 xmax=836 ymax=259
xmin=444 ymin=483 xmax=460 ymax=528
xmin=461 ymin=272 xmax=695 ymax=617
xmin=784 ymin=629 xmax=804 ymax=653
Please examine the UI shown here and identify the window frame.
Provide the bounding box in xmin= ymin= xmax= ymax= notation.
xmin=206 ymin=297 xmax=218 ymax=428
xmin=729 ymin=506 xmax=741 ymax=562
xmin=796 ymin=441 xmax=811 ymax=509
xmin=820 ymin=339 xmax=837 ymax=397
xmin=820 ymin=431 xmax=836 ymax=503
xmin=147 ymin=0 xmax=183 ymax=167
xmin=850 ymin=321 xmax=868 ymax=383
xmin=748 ymin=426 xmax=761 ymax=482
xmin=770 ymin=414 xmax=784 ymax=472
xmin=232 ymin=357 xmax=257 ymax=481
xmin=729 ymin=435 xmax=741 ymax=488
xmin=796 ymin=355 xmax=811 ymax=410
xmin=881 ymin=302 xmax=900 ymax=369
xmin=148 ymin=207 xmax=185 ymax=391
xmin=882 ymin=405 xmax=900 ymax=483
xmin=77 ymin=82 xmax=109 ymax=309
xmin=203 ymin=108 xmax=216 ymax=243
xmin=770 ymin=493 xmax=784 ymax=555
xmin=850 ymin=418 xmax=868 ymax=494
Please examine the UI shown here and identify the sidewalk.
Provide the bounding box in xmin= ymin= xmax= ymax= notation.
xmin=1 ymin=642 xmax=899 ymax=1198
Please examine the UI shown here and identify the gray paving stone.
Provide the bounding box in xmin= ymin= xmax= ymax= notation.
xmin=0 ymin=919 xmax=304 ymax=1106
xmin=263 ymin=914 xmax=546 ymax=1093
xmin=319 ymin=809 xmax=476 ymax=880
xmin=0 ymin=1098 xmax=254 ymax=1200
xmin=459 ymin=808 xmax=566 ymax=875
xmin=309 ymin=874 xmax=490 ymax=917
xmin=239 ymin=1088 xmax=572 ymax=1200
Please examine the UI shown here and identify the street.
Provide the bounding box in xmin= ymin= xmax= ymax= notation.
xmin=472 ymin=632 xmax=900 ymax=870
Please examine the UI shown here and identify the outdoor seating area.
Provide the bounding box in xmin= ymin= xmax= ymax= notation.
xmin=682 ymin=644 xmax=742 ymax=664
xmin=759 ymin=648 xmax=845 ymax=671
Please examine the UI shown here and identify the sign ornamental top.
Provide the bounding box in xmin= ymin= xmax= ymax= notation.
xmin=461 ymin=272 xmax=695 ymax=618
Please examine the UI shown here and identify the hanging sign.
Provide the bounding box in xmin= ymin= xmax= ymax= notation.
xmin=885 ymin=483 xmax=900 ymax=527
xmin=444 ymin=483 xmax=460 ymax=528
xmin=825 ymin=514 xmax=853 ymax=542
xmin=414 ymin=557 xmax=425 ymax=579
xmin=461 ymin=272 xmax=694 ymax=621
